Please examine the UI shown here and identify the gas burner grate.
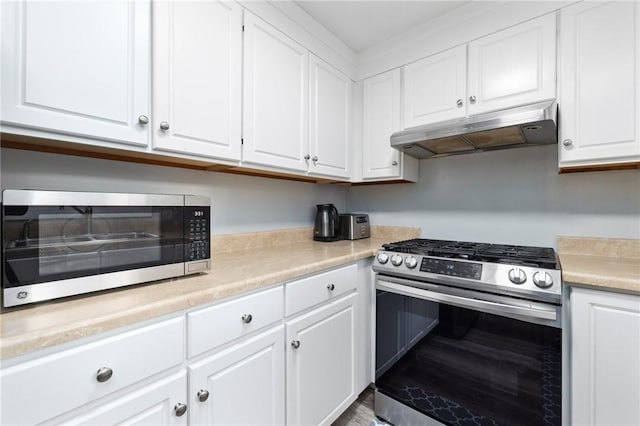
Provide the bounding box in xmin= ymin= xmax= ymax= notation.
xmin=382 ymin=238 xmax=559 ymax=269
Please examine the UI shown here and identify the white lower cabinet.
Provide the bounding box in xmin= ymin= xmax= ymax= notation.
xmin=61 ymin=371 xmax=187 ymax=426
xmin=188 ymin=325 xmax=285 ymax=426
xmin=286 ymin=293 xmax=357 ymax=426
xmin=1 ymin=262 xmax=369 ymax=426
xmin=571 ymin=287 xmax=640 ymax=426
xmin=0 ymin=316 xmax=185 ymax=426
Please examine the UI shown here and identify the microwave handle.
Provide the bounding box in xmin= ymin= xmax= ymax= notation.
xmin=377 ymin=280 xmax=558 ymax=322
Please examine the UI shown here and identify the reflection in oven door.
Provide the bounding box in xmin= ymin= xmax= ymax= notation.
xmin=375 ymin=288 xmax=561 ymax=426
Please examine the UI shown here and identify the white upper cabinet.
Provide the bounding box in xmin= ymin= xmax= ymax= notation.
xmin=362 ymin=69 xmax=419 ymax=181
xmin=403 ymin=46 xmax=467 ymax=128
xmin=242 ymin=12 xmax=309 ymax=173
xmin=559 ymin=1 xmax=640 ymax=168
xmin=309 ymin=54 xmax=351 ymax=179
xmin=152 ymin=0 xmax=242 ymax=161
xmin=0 ymin=0 xmax=150 ymax=147
xmin=467 ymin=13 xmax=556 ymax=115
xmin=402 ymin=13 xmax=556 ymax=129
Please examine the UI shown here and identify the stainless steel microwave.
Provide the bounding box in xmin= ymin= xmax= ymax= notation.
xmin=1 ymin=190 xmax=211 ymax=308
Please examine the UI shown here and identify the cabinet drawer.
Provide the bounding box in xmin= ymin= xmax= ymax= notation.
xmin=0 ymin=316 xmax=185 ymax=426
xmin=188 ymin=286 xmax=284 ymax=357
xmin=285 ymin=264 xmax=357 ymax=316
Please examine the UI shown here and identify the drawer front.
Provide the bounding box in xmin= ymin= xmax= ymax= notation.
xmin=285 ymin=264 xmax=357 ymax=317
xmin=0 ymin=316 xmax=185 ymax=426
xmin=188 ymin=286 xmax=284 ymax=357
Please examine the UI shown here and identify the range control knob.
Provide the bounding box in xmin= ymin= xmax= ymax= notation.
xmin=508 ymin=268 xmax=527 ymax=285
xmin=405 ymin=256 xmax=418 ymax=269
xmin=390 ymin=254 xmax=403 ymax=266
xmin=533 ymin=271 xmax=553 ymax=288
xmin=377 ymin=252 xmax=389 ymax=264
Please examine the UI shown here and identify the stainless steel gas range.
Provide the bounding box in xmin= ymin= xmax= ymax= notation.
xmin=373 ymin=238 xmax=563 ymax=426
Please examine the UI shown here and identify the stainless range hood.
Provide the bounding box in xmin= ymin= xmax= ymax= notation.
xmin=390 ymin=100 xmax=558 ymax=159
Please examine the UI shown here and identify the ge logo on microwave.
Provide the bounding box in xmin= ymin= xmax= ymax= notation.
xmin=17 ymin=291 xmax=29 ymax=300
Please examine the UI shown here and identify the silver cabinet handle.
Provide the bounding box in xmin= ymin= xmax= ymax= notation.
xmin=174 ymin=403 xmax=187 ymax=417
xmin=96 ymin=367 xmax=113 ymax=383
xmin=392 ymin=160 xmax=398 ymax=166
xmin=327 ymin=283 xmax=335 ymax=291
xmin=469 ymin=95 xmax=476 ymax=104
xmin=291 ymin=340 xmax=301 ymax=349
xmin=456 ymin=99 xmax=463 ymax=108
xmin=241 ymin=313 xmax=252 ymax=324
xmin=304 ymin=154 xmax=311 ymax=161
xmin=138 ymin=115 xmax=149 ymax=125
xmin=159 ymin=121 xmax=170 ymax=131
xmin=312 ymin=156 xmax=318 ymax=163
xmin=562 ymin=139 xmax=573 ymax=148
xmin=197 ymin=390 xmax=210 ymax=402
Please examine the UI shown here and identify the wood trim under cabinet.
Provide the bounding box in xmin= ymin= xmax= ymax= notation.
xmin=559 ymin=162 xmax=640 ymax=173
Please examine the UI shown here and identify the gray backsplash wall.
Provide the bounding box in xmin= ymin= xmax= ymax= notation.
xmin=347 ymin=145 xmax=640 ymax=248
xmin=0 ymin=148 xmax=348 ymax=235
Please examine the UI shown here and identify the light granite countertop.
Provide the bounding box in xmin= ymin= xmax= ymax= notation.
xmin=0 ymin=226 xmax=419 ymax=361
xmin=558 ymin=236 xmax=640 ymax=296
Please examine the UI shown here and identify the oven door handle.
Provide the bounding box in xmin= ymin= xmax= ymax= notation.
xmin=377 ymin=280 xmax=558 ymax=322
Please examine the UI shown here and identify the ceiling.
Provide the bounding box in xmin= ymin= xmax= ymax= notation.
xmin=293 ymin=1 xmax=472 ymax=52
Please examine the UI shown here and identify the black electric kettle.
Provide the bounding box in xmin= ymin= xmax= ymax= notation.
xmin=313 ymin=204 xmax=341 ymax=242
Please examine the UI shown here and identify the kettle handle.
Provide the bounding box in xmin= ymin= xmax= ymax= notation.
xmin=331 ymin=205 xmax=339 ymax=232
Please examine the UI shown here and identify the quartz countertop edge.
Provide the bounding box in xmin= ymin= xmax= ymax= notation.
xmin=558 ymin=236 xmax=640 ymax=296
xmin=0 ymin=227 xmax=419 ymax=361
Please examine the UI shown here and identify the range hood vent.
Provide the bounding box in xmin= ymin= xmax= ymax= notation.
xmin=390 ymin=100 xmax=558 ymax=159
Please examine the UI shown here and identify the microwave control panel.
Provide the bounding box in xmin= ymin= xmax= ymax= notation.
xmin=185 ymin=206 xmax=210 ymax=261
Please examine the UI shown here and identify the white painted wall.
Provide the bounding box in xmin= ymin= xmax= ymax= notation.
xmin=347 ymin=145 xmax=640 ymax=248
xmin=0 ymin=149 xmax=348 ymax=235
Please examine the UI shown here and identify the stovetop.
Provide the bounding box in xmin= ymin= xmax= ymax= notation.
xmin=382 ymin=239 xmax=559 ymax=269
xmin=374 ymin=238 xmax=562 ymax=304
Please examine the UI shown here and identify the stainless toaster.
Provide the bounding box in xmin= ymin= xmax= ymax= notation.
xmin=339 ymin=214 xmax=370 ymax=240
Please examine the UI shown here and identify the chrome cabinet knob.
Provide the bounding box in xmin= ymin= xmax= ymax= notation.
xmin=241 ymin=313 xmax=252 ymax=324
xmin=174 ymin=403 xmax=187 ymax=417
xmin=304 ymin=154 xmax=311 ymax=160
xmin=96 ymin=367 xmax=113 ymax=383
xmin=469 ymin=95 xmax=476 ymax=104
xmin=291 ymin=340 xmax=301 ymax=349
xmin=392 ymin=160 xmax=398 ymax=166
xmin=312 ymin=156 xmax=318 ymax=163
xmin=456 ymin=99 xmax=463 ymax=108
xmin=508 ymin=268 xmax=527 ymax=285
xmin=533 ymin=271 xmax=553 ymax=288
xmin=159 ymin=121 xmax=170 ymax=131
xmin=138 ymin=115 xmax=149 ymax=125
xmin=197 ymin=390 xmax=210 ymax=402
xmin=327 ymin=283 xmax=335 ymax=291
xmin=562 ymin=139 xmax=573 ymax=148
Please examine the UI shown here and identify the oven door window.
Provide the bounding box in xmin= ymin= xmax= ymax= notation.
xmin=376 ymin=290 xmax=561 ymax=426
xmin=2 ymin=205 xmax=184 ymax=286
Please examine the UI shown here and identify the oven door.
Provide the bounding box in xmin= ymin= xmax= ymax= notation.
xmin=375 ymin=275 xmax=562 ymax=426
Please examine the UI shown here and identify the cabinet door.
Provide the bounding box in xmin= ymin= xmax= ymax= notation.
xmin=403 ymin=45 xmax=467 ymax=128
xmin=60 ymin=372 xmax=187 ymax=426
xmin=571 ymin=288 xmax=640 ymax=426
xmin=467 ymin=13 xmax=556 ymax=115
xmin=309 ymin=54 xmax=351 ymax=179
xmin=188 ymin=326 xmax=285 ymax=426
xmin=0 ymin=0 xmax=150 ymax=146
xmin=152 ymin=0 xmax=242 ymax=161
xmin=362 ymin=69 xmax=402 ymax=179
xmin=286 ymin=294 xmax=357 ymax=426
xmin=243 ymin=12 xmax=308 ymax=172
xmin=559 ymin=1 xmax=640 ymax=168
